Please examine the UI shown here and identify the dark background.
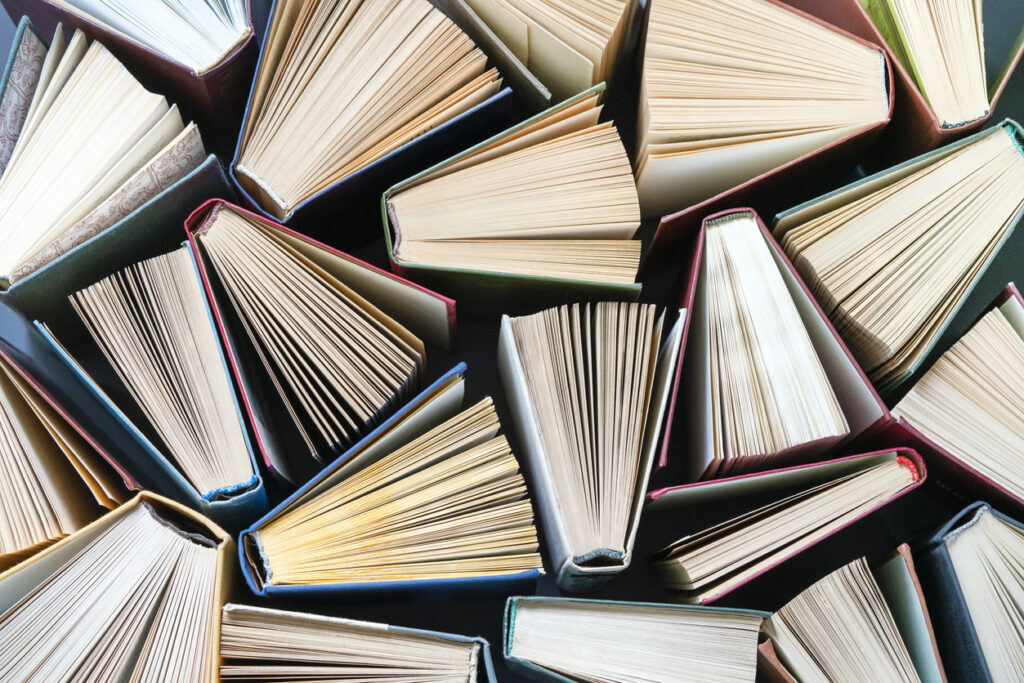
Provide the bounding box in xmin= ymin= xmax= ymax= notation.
xmin=2 ymin=3 xmax=1023 ymax=679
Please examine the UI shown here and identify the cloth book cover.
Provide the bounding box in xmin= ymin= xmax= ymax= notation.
xmin=185 ymin=198 xmax=457 ymax=485
xmin=647 ymin=448 xmax=927 ymax=604
xmin=0 ymin=1 xmax=259 ymax=153
xmin=778 ymin=0 xmax=1024 ymax=167
xmin=0 ymin=17 xmax=44 ymax=175
xmin=502 ymin=596 xmax=770 ymax=682
xmin=639 ymin=1 xmax=894 ymax=274
xmin=0 ymin=491 xmax=233 ymax=678
xmin=658 ymin=207 xmax=889 ymax=479
xmin=497 ymin=307 xmax=685 ymax=591
xmin=756 ymin=543 xmax=947 ymax=683
xmin=382 ymin=84 xmax=642 ymax=311
xmin=238 ymin=363 xmax=544 ymax=599
xmin=915 ymin=501 xmax=1022 ymax=683
xmin=229 ymin=0 xmax=538 ymax=237
xmin=772 ymin=119 xmax=1024 ymax=394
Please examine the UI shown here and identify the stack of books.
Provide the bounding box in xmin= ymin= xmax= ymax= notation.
xmin=0 ymin=0 xmax=1022 ymax=680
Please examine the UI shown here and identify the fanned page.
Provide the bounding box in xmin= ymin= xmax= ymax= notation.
xmin=247 ymin=398 xmax=542 ymax=588
xmin=635 ymin=0 xmax=889 ymax=216
xmin=779 ymin=126 xmax=1024 ymax=391
xmin=863 ymin=0 xmax=988 ymax=126
xmin=945 ymin=506 xmax=1024 ymax=680
xmin=893 ymin=303 xmax=1024 ymax=502
xmin=465 ymin=0 xmax=634 ymax=100
xmin=0 ymin=29 xmax=207 ymax=285
xmin=765 ymin=557 xmax=920 ymax=682
xmin=655 ymin=452 xmax=919 ymax=603
xmin=387 ymin=93 xmax=641 ymax=285
xmin=194 ymin=205 xmax=424 ymax=470
xmin=220 ymin=604 xmax=480 ymax=681
xmin=0 ymin=355 xmax=117 ymax=569
xmin=234 ymin=0 xmax=503 ymax=219
xmin=507 ymin=598 xmax=761 ymax=682
xmin=52 ymin=0 xmax=250 ymax=71
xmin=0 ymin=500 xmax=221 ymax=682
xmin=69 ymin=247 xmax=257 ymax=499
xmin=508 ymin=302 xmax=661 ymax=562
xmin=701 ymin=212 xmax=848 ymax=478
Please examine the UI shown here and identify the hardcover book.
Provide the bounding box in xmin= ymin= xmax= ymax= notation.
xmin=780 ymin=0 xmax=1024 ymax=165
xmin=230 ymin=0 xmax=541 ymax=237
xmin=238 ymin=365 xmax=544 ymax=598
xmin=503 ymin=596 xmax=766 ymax=682
xmin=186 ymin=198 xmax=455 ymax=485
xmin=658 ymin=208 xmax=888 ymax=482
xmin=0 ymin=492 xmax=233 ymax=681
xmin=0 ymin=0 xmax=259 ymax=151
xmin=498 ymin=302 xmax=684 ymax=590
xmin=383 ymin=83 xmax=642 ymax=309
xmin=220 ymin=603 xmax=498 ymax=682
xmin=649 ymin=448 xmax=926 ymax=604
xmin=917 ymin=502 xmax=1024 ymax=682
xmin=773 ymin=120 xmax=1024 ymax=394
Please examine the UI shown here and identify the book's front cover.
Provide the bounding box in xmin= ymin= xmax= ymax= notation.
xmin=0 ymin=0 xmax=259 ymax=153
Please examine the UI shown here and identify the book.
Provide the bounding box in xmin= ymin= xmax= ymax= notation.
xmin=186 ymin=199 xmax=453 ymax=485
xmin=890 ymin=284 xmax=1024 ymax=512
xmin=239 ymin=364 xmax=545 ymax=597
xmin=651 ymin=449 xmax=925 ymax=604
xmin=0 ymin=492 xmax=232 ymax=681
xmin=383 ymin=84 xmax=642 ymax=308
xmin=502 ymin=596 xmax=766 ymax=682
xmin=0 ymin=350 xmax=125 ymax=570
xmin=220 ymin=603 xmax=496 ymax=682
xmin=917 ymin=502 xmax=1024 ymax=682
xmin=0 ymin=0 xmax=259 ymax=151
xmin=0 ymin=20 xmax=210 ymax=287
xmin=231 ymin=0 xmax=525 ymax=229
xmin=661 ymin=208 xmax=888 ymax=480
xmin=774 ymin=120 xmax=1024 ymax=393
xmin=65 ymin=247 xmax=265 ymax=522
xmin=497 ymin=302 xmax=684 ymax=590
xmin=635 ymin=0 xmax=892 ymax=219
xmin=464 ymin=0 xmax=640 ymax=102
xmin=762 ymin=550 xmax=945 ymax=682
xmin=780 ymin=0 xmax=1024 ymax=163
xmin=0 ymin=18 xmax=46 ymax=175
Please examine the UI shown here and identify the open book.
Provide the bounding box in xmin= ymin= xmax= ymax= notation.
xmin=503 ymin=596 xmax=764 ymax=682
xmin=384 ymin=84 xmax=641 ymax=303
xmin=0 ymin=21 xmax=207 ymax=286
xmin=464 ymin=0 xmax=638 ymax=101
xmin=775 ymin=121 xmax=1024 ymax=392
xmin=239 ymin=366 xmax=544 ymax=596
xmin=635 ymin=0 xmax=890 ymax=218
xmin=654 ymin=449 xmax=923 ymax=604
xmin=919 ymin=503 xmax=1024 ymax=682
xmin=189 ymin=202 xmax=425 ymax=483
xmin=233 ymin=0 xmax=506 ymax=222
xmin=863 ymin=0 xmax=997 ymax=128
xmin=763 ymin=552 xmax=943 ymax=682
xmin=691 ymin=210 xmax=850 ymax=479
xmin=220 ymin=604 xmax=492 ymax=682
xmin=498 ymin=302 xmax=684 ymax=590
xmin=0 ymin=492 xmax=231 ymax=681
xmin=893 ymin=291 xmax=1024 ymax=506
xmin=67 ymin=247 xmax=263 ymax=517
xmin=0 ymin=352 xmax=124 ymax=570
xmin=36 ymin=0 xmax=249 ymax=72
